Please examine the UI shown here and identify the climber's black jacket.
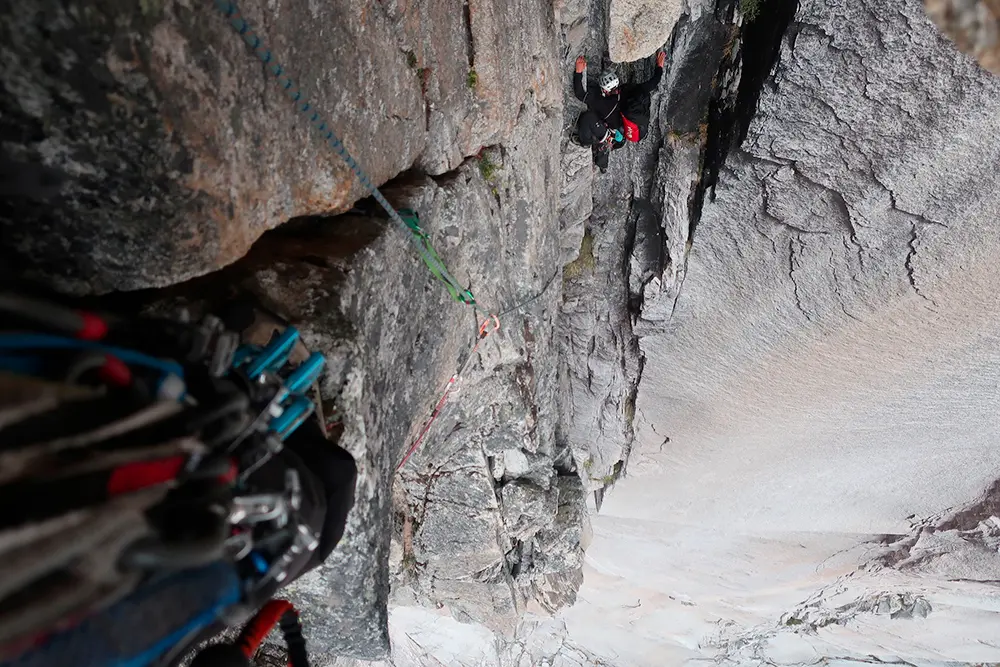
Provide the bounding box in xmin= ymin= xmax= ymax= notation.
xmin=573 ymin=65 xmax=663 ymax=131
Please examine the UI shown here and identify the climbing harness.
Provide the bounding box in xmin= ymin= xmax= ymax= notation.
xmin=209 ymin=0 xmax=480 ymax=311
xmin=0 ymin=292 xmax=333 ymax=667
xmin=396 ymin=315 xmax=500 ymax=471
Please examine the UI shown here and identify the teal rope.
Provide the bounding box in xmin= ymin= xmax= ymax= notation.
xmin=211 ymin=0 xmax=480 ymax=310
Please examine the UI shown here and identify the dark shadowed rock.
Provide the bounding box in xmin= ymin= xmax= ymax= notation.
xmin=0 ymin=0 xmax=426 ymax=293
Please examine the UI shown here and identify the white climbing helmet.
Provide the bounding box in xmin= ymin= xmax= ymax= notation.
xmin=599 ymin=70 xmax=620 ymax=94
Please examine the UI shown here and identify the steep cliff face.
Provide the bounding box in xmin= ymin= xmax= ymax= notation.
xmin=6 ymin=0 xmax=1000 ymax=662
xmin=287 ymin=0 xmax=1000 ymax=659
xmin=0 ymin=0 xmax=421 ymax=292
xmin=558 ymin=0 xmax=1000 ymax=663
xmin=282 ymin=109 xmax=581 ymax=656
xmin=1 ymin=0 xmax=587 ymax=661
xmin=557 ymin=0 xmax=738 ymax=502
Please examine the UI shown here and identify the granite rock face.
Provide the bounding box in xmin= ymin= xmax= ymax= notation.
xmin=1 ymin=0 xmax=589 ymax=660
xmin=357 ymin=100 xmax=584 ymax=640
xmin=379 ymin=0 xmax=561 ymax=175
xmin=297 ymin=0 xmax=1000 ymax=658
xmin=554 ymin=0 xmax=1000 ymax=663
xmin=15 ymin=0 xmax=1000 ymax=662
xmin=556 ymin=0 xmax=731 ymax=502
xmin=0 ymin=0 xmax=424 ymax=292
xmin=607 ymin=0 xmax=685 ymax=62
xmin=0 ymin=0 xmax=559 ymax=293
xmin=284 ymin=50 xmax=581 ymax=657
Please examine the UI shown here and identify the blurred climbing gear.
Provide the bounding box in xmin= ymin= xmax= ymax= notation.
xmin=0 ymin=291 xmax=352 ymax=667
xmin=189 ymin=599 xmax=309 ymax=667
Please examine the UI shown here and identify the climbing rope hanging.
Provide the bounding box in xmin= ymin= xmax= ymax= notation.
xmin=210 ymin=0 xmax=484 ymax=312
xmin=396 ymin=315 xmax=500 ymax=471
xmin=208 ymin=1 xmax=535 ymax=470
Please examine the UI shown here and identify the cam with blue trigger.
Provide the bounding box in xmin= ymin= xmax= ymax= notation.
xmin=223 ymin=325 xmax=328 ymax=592
xmin=231 ymin=327 xmax=325 ymax=443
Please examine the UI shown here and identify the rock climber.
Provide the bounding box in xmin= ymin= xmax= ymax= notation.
xmin=573 ymin=50 xmax=668 ymax=172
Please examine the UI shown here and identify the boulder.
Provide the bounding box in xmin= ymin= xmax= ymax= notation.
xmin=608 ymin=0 xmax=685 ymax=62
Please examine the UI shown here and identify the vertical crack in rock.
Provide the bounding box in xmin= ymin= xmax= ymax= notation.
xmin=560 ymin=0 xmax=802 ymax=494
xmin=904 ymin=222 xmax=936 ymax=306
xmin=462 ymin=0 xmax=476 ymax=70
xmin=787 ymin=233 xmax=814 ymax=322
xmin=833 ymin=187 xmax=866 ymax=267
xmin=692 ymin=0 xmax=800 ymax=239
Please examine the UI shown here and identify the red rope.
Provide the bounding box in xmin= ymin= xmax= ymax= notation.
xmin=396 ymin=315 xmax=500 ymax=471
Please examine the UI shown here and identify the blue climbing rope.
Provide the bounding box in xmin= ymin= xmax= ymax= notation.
xmin=209 ymin=0 xmax=481 ymax=311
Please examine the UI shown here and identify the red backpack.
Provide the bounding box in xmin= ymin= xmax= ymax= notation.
xmin=622 ymin=115 xmax=642 ymax=142
xmin=620 ymin=88 xmax=651 ymax=142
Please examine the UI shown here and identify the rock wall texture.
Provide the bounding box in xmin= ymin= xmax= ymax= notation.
xmin=9 ymin=0 xmax=1000 ymax=663
xmin=0 ymin=0 xmax=556 ymax=293
xmin=0 ymin=0 xmax=423 ymax=292
xmin=607 ymin=0 xmax=686 ymax=62
xmin=283 ymin=107 xmax=581 ymax=653
xmin=557 ymin=0 xmax=730 ymax=504
xmin=1 ymin=0 xmax=590 ymax=661
xmin=319 ymin=0 xmax=1000 ymax=660
xmin=237 ymin=0 xmax=583 ymax=658
xmin=554 ymin=0 xmax=1000 ymax=663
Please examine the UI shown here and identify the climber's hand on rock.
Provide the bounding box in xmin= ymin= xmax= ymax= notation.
xmin=576 ymin=56 xmax=586 ymax=73
xmin=657 ymin=51 xmax=667 ymax=68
